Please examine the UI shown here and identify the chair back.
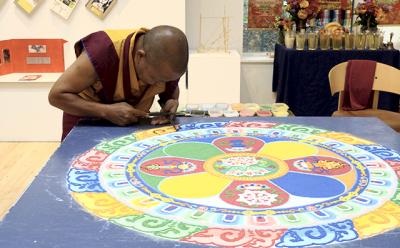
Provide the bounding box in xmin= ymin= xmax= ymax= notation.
xmin=329 ymin=61 xmax=400 ymax=111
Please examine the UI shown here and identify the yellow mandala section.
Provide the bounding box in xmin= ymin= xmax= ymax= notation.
xmin=353 ymin=201 xmax=400 ymax=238
xmin=71 ymin=192 xmax=143 ymax=219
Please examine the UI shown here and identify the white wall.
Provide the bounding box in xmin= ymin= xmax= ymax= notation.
xmin=187 ymin=50 xmax=241 ymax=104
xmin=241 ymin=55 xmax=276 ymax=104
xmin=0 ymin=0 xmax=186 ymax=68
xmin=186 ymin=0 xmax=243 ymax=53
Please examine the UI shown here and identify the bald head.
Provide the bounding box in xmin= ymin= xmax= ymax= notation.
xmin=143 ymin=25 xmax=189 ymax=75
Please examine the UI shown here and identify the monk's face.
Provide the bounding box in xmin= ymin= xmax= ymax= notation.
xmin=135 ymin=54 xmax=181 ymax=86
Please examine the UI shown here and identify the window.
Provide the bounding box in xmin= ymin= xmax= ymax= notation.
xmin=3 ymin=49 xmax=11 ymax=63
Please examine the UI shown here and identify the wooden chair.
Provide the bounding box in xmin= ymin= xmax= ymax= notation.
xmin=329 ymin=61 xmax=400 ymax=132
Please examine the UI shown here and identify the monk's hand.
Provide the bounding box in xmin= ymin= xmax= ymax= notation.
xmin=105 ymin=102 xmax=147 ymax=126
xmin=151 ymin=99 xmax=179 ymax=125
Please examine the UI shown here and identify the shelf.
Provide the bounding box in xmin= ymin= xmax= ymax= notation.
xmin=0 ymin=73 xmax=62 ymax=84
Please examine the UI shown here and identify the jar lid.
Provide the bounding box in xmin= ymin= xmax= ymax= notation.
xmin=208 ymin=109 xmax=224 ymax=117
xmin=215 ymin=103 xmax=230 ymax=111
xmin=186 ymin=104 xmax=200 ymax=111
xmin=199 ymin=103 xmax=216 ymax=111
xmin=256 ymin=110 xmax=273 ymax=117
xmin=272 ymin=111 xmax=289 ymax=117
xmin=223 ymin=110 xmax=239 ymax=117
xmin=239 ymin=109 xmax=255 ymax=117
xmin=272 ymin=103 xmax=289 ymax=112
xmin=259 ymin=104 xmax=273 ymax=111
xmin=244 ymin=103 xmax=260 ymax=111
xmin=230 ymin=103 xmax=244 ymax=111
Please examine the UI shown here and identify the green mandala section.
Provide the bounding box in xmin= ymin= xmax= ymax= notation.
xmin=141 ymin=148 xmax=168 ymax=161
xmin=110 ymin=214 xmax=207 ymax=240
xmin=274 ymin=123 xmax=327 ymax=134
xmin=392 ymin=181 xmax=400 ymax=206
xmin=96 ymin=134 xmax=137 ymax=154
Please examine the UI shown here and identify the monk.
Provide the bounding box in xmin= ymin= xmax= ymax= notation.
xmin=48 ymin=25 xmax=189 ymax=140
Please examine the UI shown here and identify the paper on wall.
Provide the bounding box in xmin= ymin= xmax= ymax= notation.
xmin=51 ymin=0 xmax=80 ymax=20
xmin=14 ymin=0 xmax=42 ymax=14
xmin=85 ymin=0 xmax=117 ymax=19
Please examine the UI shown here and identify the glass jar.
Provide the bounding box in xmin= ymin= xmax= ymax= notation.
xmin=332 ymin=31 xmax=343 ymax=50
xmin=284 ymin=31 xmax=295 ymax=49
xmin=296 ymin=32 xmax=306 ymax=50
xmin=307 ymin=32 xmax=318 ymax=50
xmin=344 ymin=32 xmax=355 ymax=50
xmin=355 ymin=32 xmax=366 ymax=50
xmin=319 ymin=32 xmax=330 ymax=50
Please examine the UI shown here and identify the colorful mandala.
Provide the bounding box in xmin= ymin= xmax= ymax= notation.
xmin=66 ymin=121 xmax=400 ymax=247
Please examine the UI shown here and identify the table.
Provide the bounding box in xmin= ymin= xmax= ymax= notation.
xmin=272 ymin=44 xmax=400 ymax=116
xmin=0 ymin=117 xmax=399 ymax=248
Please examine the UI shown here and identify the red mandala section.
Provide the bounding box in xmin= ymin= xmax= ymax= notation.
xmin=182 ymin=228 xmax=287 ymax=248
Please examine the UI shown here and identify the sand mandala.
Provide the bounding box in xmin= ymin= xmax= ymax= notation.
xmin=66 ymin=121 xmax=400 ymax=247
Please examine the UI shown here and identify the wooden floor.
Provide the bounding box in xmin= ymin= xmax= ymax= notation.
xmin=0 ymin=142 xmax=60 ymax=220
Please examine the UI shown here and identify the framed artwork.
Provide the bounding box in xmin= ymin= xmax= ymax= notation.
xmin=377 ymin=0 xmax=400 ymax=24
xmin=85 ymin=0 xmax=117 ymax=19
xmin=51 ymin=0 xmax=80 ymax=20
xmin=14 ymin=0 xmax=42 ymax=14
xmin=28 ymin=44 xmax=47 ymax=53
xmin=318 ymin=0 xmax=351 ymax=9
xmin=0 ymin=39 xmax=66 ymax=76
xmin=247 ymin=0 xmax=282 ymax=29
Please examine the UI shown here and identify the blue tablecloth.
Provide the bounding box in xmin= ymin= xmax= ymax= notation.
xmin=272 ymin=44 xmax=400 ymax=116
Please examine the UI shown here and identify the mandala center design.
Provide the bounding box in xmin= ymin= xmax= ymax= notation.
xmin=204 ymin=153 xmax=289 ymax=181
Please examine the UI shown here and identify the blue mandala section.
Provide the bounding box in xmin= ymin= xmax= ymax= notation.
xmin=276 ymin=220 xmax=359 ymax=247
xmin=67 ymin=168 xmax=105 ymax=193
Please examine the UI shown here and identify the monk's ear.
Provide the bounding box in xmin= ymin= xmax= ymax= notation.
xmin=136 ymin=49 xmax=146 ymax=58
xmin=134 ymin=49 xmax=146 ymax=65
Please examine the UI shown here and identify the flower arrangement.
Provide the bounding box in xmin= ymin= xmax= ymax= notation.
xmin=274 ymin=16 xmax=293 ymax=44
xmin=285 ymin=0 xmax=321 ymax=24
xmin=355 ymin=0 xmax=388 ymax=32
xmin=274 ymin=16 xmax=293 ymax=31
